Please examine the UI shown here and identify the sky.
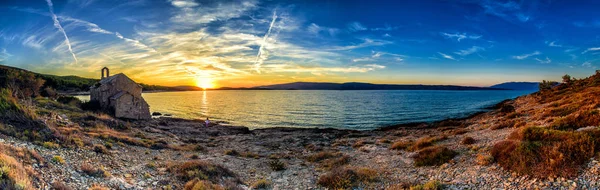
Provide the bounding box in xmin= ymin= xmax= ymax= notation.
xmin=1 ymin=0 xmax=600 ymax=88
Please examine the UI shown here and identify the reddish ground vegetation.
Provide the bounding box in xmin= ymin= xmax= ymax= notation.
xmin=492 ymin=127 xmax=595 ymax=178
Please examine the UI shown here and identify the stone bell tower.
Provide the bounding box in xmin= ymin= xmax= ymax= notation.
xmin=101 ymin=67 xmax=109 ymax=79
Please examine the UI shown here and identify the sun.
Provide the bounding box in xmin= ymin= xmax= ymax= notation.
xmin=195 ymin=77 xmax=216 ymax=89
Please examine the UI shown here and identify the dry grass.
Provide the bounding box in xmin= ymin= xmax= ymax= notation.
xmin=51 ymin=181 xmax=72 ymax=190
xmin=87 ymin=184 xmax=109 ymax=190
xmin=93 ymin=144 xmax=109 ymax=154
xmin=306 ymin=151 xmax=350 ymax=170
xmin=413 ymin=146 xmax=457 ymax=166
xmin=407 ymin=136 xmax=446 ymax=152
xmin=52 ymin=155 xmax=65 ymax=164
xmin=475 ymin=154 xmax=494 ymax=166
xmin=184 ymin=179 xmax=225 ymax=190
xmin=317 ymin=167 xmax=378 ymax=189
xmin=490 ymin=119 xmax=515 ymax=130
xmin=491 ymin=126 xmax=594 ymax=178
xmin=250 ymin=179 xmax=272 ymax=189
xmin=80 ymin=163 xmax=110 ymax=178
xmin=389 ymin=140 xmax=412 ymax=150
xmin=268 ymin=160 xmax=286 ymax=171
xmin=352 ymin=140 xmax=373 ymax=148
xmin=169 ymin=160 xmax=238 ymax=184
xmin=410 ymin=180 xmax=443 ymax=190
xmin=0 ymin=153 xmax=33 ymax=190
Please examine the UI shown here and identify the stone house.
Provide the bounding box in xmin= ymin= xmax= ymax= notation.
xmin=90 ymin=67 xmax=151 ymax=119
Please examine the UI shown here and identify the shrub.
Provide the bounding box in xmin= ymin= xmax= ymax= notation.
xmin=184 ymin=179 xmax=224 ymax=190
xmin=41 ymin=87 xmax=57 ymax=99
xmin=413 ymin=146 xmax=457 ymax=166
xmin=306 ymin=151 xmax=340 ymax=162
xmin=241 ymin=152 xmax=260 ymax=159
xmin=410 ymin=180 xmax=443 ymax=190
xmin=490 ymin=120 xmax=515 ymax=130
xmin=461 ymin=137 xmax=476 ymax=145
xmin=169 ymin=160 xmax=237 ymax=183
xmin=475 ymin=154 xmax=494 ymax=166
xmin=408 ymin=136 xmax=446 ymax=152
xmin=81 ymin=163 xmax=109 ymax=177
xmin=43 ymin=141 xmax=60 ymax=149
xmin=56 ymin=96 xmax=81 ymax=107
xmin=390 ymin=140 xmax=412 ymax=150
xmin=306 ymin=151 xmax=349 ymax=170
xmin=52 ymin=155 xmax=65 ymax=164
xmin=88 ymin=184 xmax=109 ymax=190
xmin=268 ymin=160 xmax=286 ymax=171
xmin=250 ymin=179 xmax=271 ymax=189
xmin=52 ymin=181 xmax=72 ymax=190
xmin=93 ymin=144 xmax=109 ymax=154
xmin=317 ymin=167 xmax=378 ymax=189
xmin=224 ymin=149 xmax=239 ymax=156
xmin=500 ymin=104 xmax=515 ymax=113
xmin=491 ymin=127 xmax=594 ymax=178
xmin=352 ymin=140 xmax=372 ymax=148
xmin=0 ymin=153 xmax=32 ymax=190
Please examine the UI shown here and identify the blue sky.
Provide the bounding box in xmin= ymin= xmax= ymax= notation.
xmin=1 ymin=0 xmax=599 ymax=87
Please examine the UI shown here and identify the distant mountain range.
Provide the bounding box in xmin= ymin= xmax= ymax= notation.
xmin=253 ymin=82 xmax=505 ymax=91
xmin=489 ymin=82 xmax=540 ymax=91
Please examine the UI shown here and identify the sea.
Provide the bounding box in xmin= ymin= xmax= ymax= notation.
xmin=76 ymin=90 xmax=534 ymax=130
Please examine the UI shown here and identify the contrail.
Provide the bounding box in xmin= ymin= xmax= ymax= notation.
xmin=45 ymin=0 xmax=78 ymax=64
xmin=254 ymin=9 xmax=277 ymax=73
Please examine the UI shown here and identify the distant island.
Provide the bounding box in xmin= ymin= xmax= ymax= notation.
xmin=489 ymin=82 xmax=540 ymax=91
xmin=254 ymin=82 xmax=507 ymax=91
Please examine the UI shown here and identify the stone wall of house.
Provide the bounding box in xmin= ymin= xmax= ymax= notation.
xmin=90 ymin=73 xmax=150 ymax=120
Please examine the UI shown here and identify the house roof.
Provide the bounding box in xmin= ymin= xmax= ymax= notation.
xmin=93 ymin=73 xmax=142 ymax=88
xmin=109 ymin=91 xmax=127 ymax=100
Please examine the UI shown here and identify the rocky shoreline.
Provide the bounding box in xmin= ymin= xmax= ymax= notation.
xmin=3 ymin=90 xmax=600 ymax=189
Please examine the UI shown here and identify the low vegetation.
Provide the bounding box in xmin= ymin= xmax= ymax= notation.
xmin=410 ymin=180 xmax=443 ymax=190
xmin=492 ymin=126 xmax=595 ymax=178
xmin=461 ymin=136 xmax=475 ymax=145
xmin=168 ymin=160 xmax=239 ymax=185
xmin=306 ymin=151 xmax=350 ymax=170
xmin=268 ymin=160 xmax=286 ymax=171
xmin=317 ymin=167 xmax=378 ymax=189
xmin=250 ymin=179 xmax=272 ymax=189
xmin=413 ymin=146 xmax=457 ymax=166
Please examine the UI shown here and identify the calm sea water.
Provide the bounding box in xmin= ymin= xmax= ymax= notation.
xmin=76 ymin=90 xmax=533 ymax=130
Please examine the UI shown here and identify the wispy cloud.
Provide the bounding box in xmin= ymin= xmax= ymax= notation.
xmin=22 ymin=35 xmax=46 ymax=49
xmin=329 ymin=38 xmax=392 ymax=51
xmin=170 ymin=0 xmax=199 ymax=8
xmin=371 ymin=24 xmax=399 ymax=31
xmin=0 ymin=48 xmax=11 ymax=62
xmin=170 ymin=0 xmax=257 ymax=25
xmin=347 ymin=22 xmax=367 ymax=32
xmin=454 ymin=46 xmax=484 ymax=56
xmin=512 ymin=51 xmax=540 ymax=60
xmin=545 ymin=41 xmax=562 ymax=47
xmin=582 ymin=47 xmax=600 ymax=54
xmin=438 ymin=52 xmax=457 ymax=60
xmin=534 ymin=57 xmax=551 ymax=64
xmin=441 ymin=32 xmax=481 ymax=42
xmin=307 ymin=23 xmax=339 ymax=36
xmin=45 ymin=0 xmax=78 ymax=64
xmin=254 ymin=9 xmax=278 ymax=73
xmin=582 ymin=61 xmax=592 ymax=67
xmin=478 ymin=0 xmax=533 ymax=23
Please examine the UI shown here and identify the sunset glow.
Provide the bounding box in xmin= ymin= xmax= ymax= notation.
xmin=196 ymin=77 xmax=216 ymax=90
xmin=0 ymin=1 xmax=598 ymax=87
